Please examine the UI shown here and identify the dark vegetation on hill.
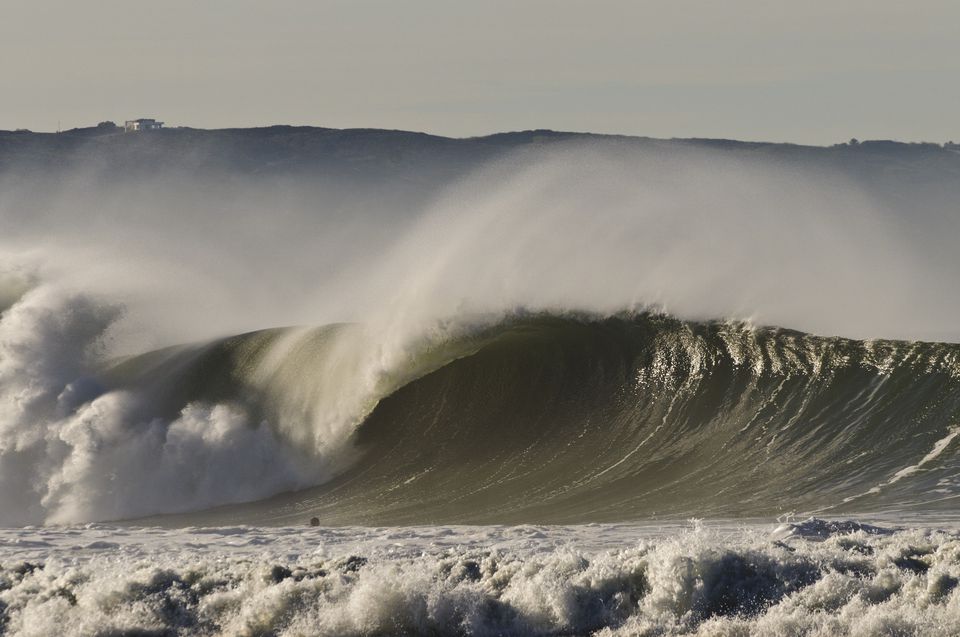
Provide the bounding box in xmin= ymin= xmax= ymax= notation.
xmin=1 ymin=123 xmax=958 ymax=218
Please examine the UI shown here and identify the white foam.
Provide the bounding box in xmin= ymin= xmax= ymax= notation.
xmin=0 ymin=285 xmax=326 ymax=525
xmin=888 ymin=428 xmax=960 ymax=484
xmin=0 ymin=520 xmax=958 ymax=636
xmin=843 ymin=426 xmax=960 ymax=505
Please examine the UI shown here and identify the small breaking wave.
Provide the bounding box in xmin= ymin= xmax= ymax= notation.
xmin=0 ymin=520 xmax=958 ymax=636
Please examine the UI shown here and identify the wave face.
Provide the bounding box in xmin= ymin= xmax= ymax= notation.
xmin=128 ymin=313 xmax=960 ymax=527
xmin=3 ymin=280 xmax=960 ymax=526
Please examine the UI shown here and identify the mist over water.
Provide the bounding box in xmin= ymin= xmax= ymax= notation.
xmin=5 ymin=141 xmax=959 ymax=348
xmin=1 ymin=139 xmax=960 ymax=524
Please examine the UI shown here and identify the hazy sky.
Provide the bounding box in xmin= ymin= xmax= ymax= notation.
xmin=3 ymin=0 xmax=958 ymax=144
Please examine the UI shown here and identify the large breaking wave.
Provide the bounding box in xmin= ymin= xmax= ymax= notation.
xmin=3 ymin=275 xmax=959 ymax=525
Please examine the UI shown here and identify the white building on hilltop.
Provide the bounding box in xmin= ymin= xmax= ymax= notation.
xmin=124 ymin=118 xmax=164 ymax=132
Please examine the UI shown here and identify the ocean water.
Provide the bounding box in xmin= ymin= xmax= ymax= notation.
xmin=2 ymin=139 xmax=960 ymax=634
xmin=3 ymin=294 xmax=960 ymax=634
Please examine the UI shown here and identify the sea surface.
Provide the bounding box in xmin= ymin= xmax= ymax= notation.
xmin=3 ymin=137 xmax=960 ymax=635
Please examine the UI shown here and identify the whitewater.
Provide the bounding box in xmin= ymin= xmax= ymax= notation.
xmin=2 ymin=135 xmax=960 ymax=634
